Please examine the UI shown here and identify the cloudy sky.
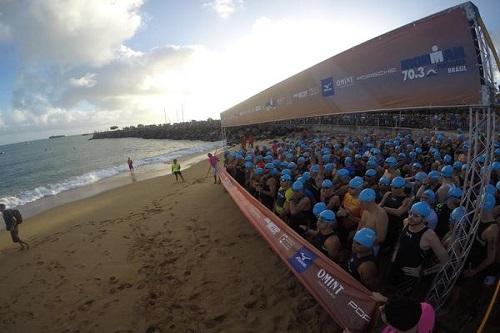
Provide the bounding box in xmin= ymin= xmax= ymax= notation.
xmin=0 ymin=0 xmax=499 ymax=144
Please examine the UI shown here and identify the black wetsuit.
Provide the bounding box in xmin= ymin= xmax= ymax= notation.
xmin=259 ymin=181 xmax=275 ymax=211
xmin=381 ymin=193 xmax=407 ymax=254
xmin=312 ymin=231 xmax=336 ymax=257
xmin=434 ymin=203 xmax=452 ymax=239
xmin=391 ymin=225 xmax=430 ymax=295
xmin=465 ymin=221 xmax=497 ymax=275
xmin=346 ymin=253 xmax=376 ymax=282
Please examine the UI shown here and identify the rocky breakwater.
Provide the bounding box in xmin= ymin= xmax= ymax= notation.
xmin=91 ymin=120 xmax=222 ymax=142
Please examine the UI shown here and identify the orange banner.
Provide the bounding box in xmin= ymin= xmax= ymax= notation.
xmin=221 ymin=3 xmax=483 ymax=127
xmin=218 ymin=166 xmax=376 ymax=331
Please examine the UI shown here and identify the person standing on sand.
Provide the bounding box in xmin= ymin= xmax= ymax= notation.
xmin=0 ymin=204 xmax=29 ymax=250
xmin=127 ymin=157 xmax=134 ymax=174
xmin=207 ymin=153 xmax=220 ymax=184
xmin=171 ymin=159 xmax=185 ymax=183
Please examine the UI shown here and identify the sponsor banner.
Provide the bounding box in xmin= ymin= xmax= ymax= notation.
xmin=221 ymin=3 xmax=483 ymax=127
xmin=218 ymin=166 xmax=376 ymax=331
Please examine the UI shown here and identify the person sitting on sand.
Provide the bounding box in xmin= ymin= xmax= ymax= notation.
xmin=0 ymin=203 xmax=30 ymax=250
xmin=171 ymin=159 xmax=185 ymax=183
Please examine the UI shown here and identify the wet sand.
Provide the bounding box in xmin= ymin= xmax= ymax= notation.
xmin=0 ymin=159 xmax=338 ymax=332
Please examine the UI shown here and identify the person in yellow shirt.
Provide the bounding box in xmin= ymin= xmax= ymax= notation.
xmin=171 ymin=159 xmax=185 ymax=183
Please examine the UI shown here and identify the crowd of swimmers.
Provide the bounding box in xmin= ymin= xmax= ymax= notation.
xmin=223 ymin=130 xmax=500 ymax=330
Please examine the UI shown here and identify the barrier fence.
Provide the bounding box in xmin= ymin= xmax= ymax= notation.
xmin=217 ymin=166 xmax=376 ymax=332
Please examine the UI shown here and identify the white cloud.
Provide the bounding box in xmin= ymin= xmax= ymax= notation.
xmin=0 ymin=9 xmax=375 ymax=141
xmin=0 ymin=0 xmax=143 ymax=66
xmin=203 ymin=0 xmax=243 ymax=19
xmin=69 ymin=73 xmax=97 ymax=88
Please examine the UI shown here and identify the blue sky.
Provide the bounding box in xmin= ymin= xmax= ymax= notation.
xmin=0 ymin=0 xmax=498 ymax=145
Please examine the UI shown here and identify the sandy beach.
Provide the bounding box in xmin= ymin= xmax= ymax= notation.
xmin=0 ymin=158 xmax=338 ymax=333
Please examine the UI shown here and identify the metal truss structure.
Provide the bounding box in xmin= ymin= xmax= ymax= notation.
xmin=426 ymin=2 xmax=499 ymax=310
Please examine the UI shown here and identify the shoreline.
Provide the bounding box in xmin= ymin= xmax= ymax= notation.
xmin=8 ymin=146 xmax=222 ymax=222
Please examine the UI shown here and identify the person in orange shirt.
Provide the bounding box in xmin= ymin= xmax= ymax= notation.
xmin=337 ymin=176 xmax=364 ymax=242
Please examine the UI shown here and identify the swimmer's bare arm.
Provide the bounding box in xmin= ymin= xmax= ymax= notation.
xmin=378 ymin=192 xmax=391 ymax=207
xmin=463 ymin=225 xmax=498 ymax=277
xmin=383 ymin=197 xmax=413 ymax=217
xmin=358 ymin=261 xmax=377 ymax=290
xmin=324 ymin=236 xmax=341 ymax=261
xmin=289 ymin=197 xmax=310 ymax=215
xmin=376 ymin=210 xmax=388 ymax=244
xmin=422 ymin=229 xmax=449 ymax=275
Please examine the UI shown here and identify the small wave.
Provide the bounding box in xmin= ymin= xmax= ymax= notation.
xmin=0 ymin=141 xmax=222 ymax=208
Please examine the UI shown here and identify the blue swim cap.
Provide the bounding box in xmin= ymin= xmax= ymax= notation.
xmin=302 ymin=171 xmax=311 ymax=181
xmin=409 ymin=151 xmax=417 ymax=159
xmin=478 ymin=154 xmax=486 ymax=164
xmin=497 ymin=181 xmax=500 ymax=192
xmin=244 ymin=155 xmax=253 ymax=162
xmin=264 ymin=155 xmax=273 ymax=161
xmin=288 ymin=162 xmax=297 ymax=169
xmin=292 ymin=181 xmax=304 ymax=192
xmin=281 ymin=169 xmax=291 ymax=176
xmin=441 ymin=165 xmax=454 ymax=178
xmin=256 ymin=155 xmax=263 ymax=162
xmin=273 ymin=159 xmax=281 ymax=167
xmin=286 ymin=153 xmax=294 ymax=161
xmin=265 ymin=162 xmax=275 ymax=170
xmin=349 ymin=176 xmax=364 ymax=189
xmin=449 ymin=206 xmax=466 ymax=225
xmin=385 ymin=156 xmax=397 ymax=167
xmin=443 ymin=154 xmax=452 ymax=164
xmin=353 ymin=228 xmax=376 ymax=248
xmin=398 ymin=152 xmax=406 ymax=159
xmin=337 ymin=168 xmax=350 ymax=178
xmin=412 ymin=162 xmax=422 ymax=169
xmin=244 ymin=161 xmax=254 ymax=169
xmin=310 ymin=164 xmax=320 ymax=173
xmin=296 ymin=176 xmax=305 ymax=184
xmin=270 ymin=168 xmax=280 ymax=176
xmin=391 ymin=176 xmax=406 ymax=188
xmin=492 ymin=161 xmax=500 ymax=171
xmin=344 ymin=156 xmax=353 ymax=165
xmin=365 ymin=169 xmax=377 ymax=177
xmin=453 ymin=161 xmax=463 ymax=170
xmin=322 ymin=154 xmax=331 ymax=163
xmin=415 ymin=171 xmax=427 ymax=183
xmin=379 ymin=176 xmax=390 ymax=186
xmin=297 ymin=156 xmax=306 ymax=164
xmin=324 ymin=163 xmax=334 ymax=173
xmin=280 ymin=161 xmax=289 ymax=169
xmin=255 ymin=167 xmax=264 ymax=175
xmin=462 ymin=163 xmax=469 ymax=171
xmin=485 ymin=184 xmax=497 ymax=195
xmin=410 ymin=201 xmax=431 ymax=218
xmin=313 ymin=202 xmax=327 ymax=217
xmin=280 ymin=174 xmax=292 ymax=182
xmin=448 ymin=186 xmax=463 ymax=199
xmin=415 ymin=147 xmax=422 ymax=154
xmin=483 ymin=193 xmax=496 ymax=211
xmin=428 ymin=170 xmax=441 ymax=181
xmin=322 ymin=179 xmax=333 ymax=189
xmin=319 ymin=209 xmax=336 ymax=223
xmin=366 ymin=159 xmax=377 ymax=169
xmin=422 ymin=189 xmax=436 ymax=203
xmin=359 ymin=188 xmax=376 ymax=202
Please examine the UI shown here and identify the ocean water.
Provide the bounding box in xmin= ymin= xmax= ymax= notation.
xmin=0 ymin=135 xmax=221 ymax=209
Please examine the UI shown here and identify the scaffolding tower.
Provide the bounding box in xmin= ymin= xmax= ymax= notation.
xmin=426 ymin=3 xmax=499 ymax=310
